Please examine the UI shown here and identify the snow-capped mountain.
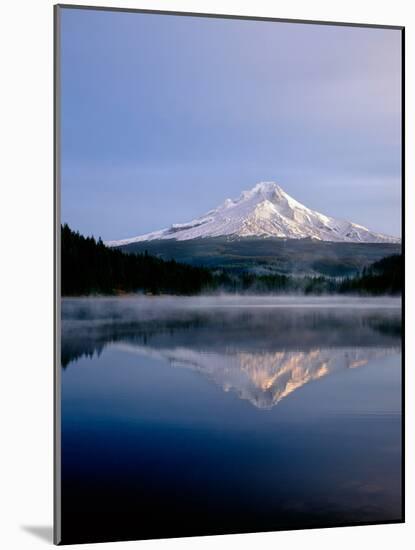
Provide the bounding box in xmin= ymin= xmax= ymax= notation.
xmin=106 ymin=182 xmax=400 ymax=246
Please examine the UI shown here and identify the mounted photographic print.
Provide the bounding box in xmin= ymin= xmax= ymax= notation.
xmin=54 ymin=4 xmax=404 ymax=545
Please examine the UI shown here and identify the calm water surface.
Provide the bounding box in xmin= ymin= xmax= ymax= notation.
xmin=60 ymin=296 xmax=402 ymax=544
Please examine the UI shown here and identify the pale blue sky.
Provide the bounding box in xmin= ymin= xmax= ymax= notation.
xmin=60 ymin=7 xmax=402 ymax=240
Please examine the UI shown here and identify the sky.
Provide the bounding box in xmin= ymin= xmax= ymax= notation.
xmin=60 ymin=7 xmax=402 ymax=241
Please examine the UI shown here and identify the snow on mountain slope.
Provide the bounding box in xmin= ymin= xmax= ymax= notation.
xmin=106 ymin=182 xmax=400 ymax=246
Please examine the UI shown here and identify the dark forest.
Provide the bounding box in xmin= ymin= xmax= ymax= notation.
xmin=61 ymin=225 xmax=402 ymax=296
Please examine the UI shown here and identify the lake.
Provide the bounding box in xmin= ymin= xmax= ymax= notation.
xmin=59 ymin=296 xmax=402 ymax=544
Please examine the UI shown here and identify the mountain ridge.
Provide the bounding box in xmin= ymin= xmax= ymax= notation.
xmin=106 ymin=182 xmax=400 ymax=246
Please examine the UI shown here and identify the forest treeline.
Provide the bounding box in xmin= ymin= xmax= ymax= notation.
xmin=230 ymin=254 xmax=403 ymax=295
xmin=61 ymin=225 xmax=402 ymax=296
xmin=61 ymin=224 xmax=214 ymax=295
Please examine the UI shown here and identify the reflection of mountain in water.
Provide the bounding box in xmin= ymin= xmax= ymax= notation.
xmin=61 ymin=297 xmax=401 ymax=408
xmin=114 ymin=343 xmax=396 ymax=409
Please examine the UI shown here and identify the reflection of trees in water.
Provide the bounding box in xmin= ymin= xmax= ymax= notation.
xmin=61 ymin=319 xmax=206 ymax=367
xmin=61 ymin=306 xmax=401 ymax=369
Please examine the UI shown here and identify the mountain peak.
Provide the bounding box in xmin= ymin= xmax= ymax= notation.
xmin=240 ymin=181 xmax=284 ymax=200
xmin=106 ymin=181 xmax=400 ymax=246
xmin=250 ymin=181 xmax=283 ymax=194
